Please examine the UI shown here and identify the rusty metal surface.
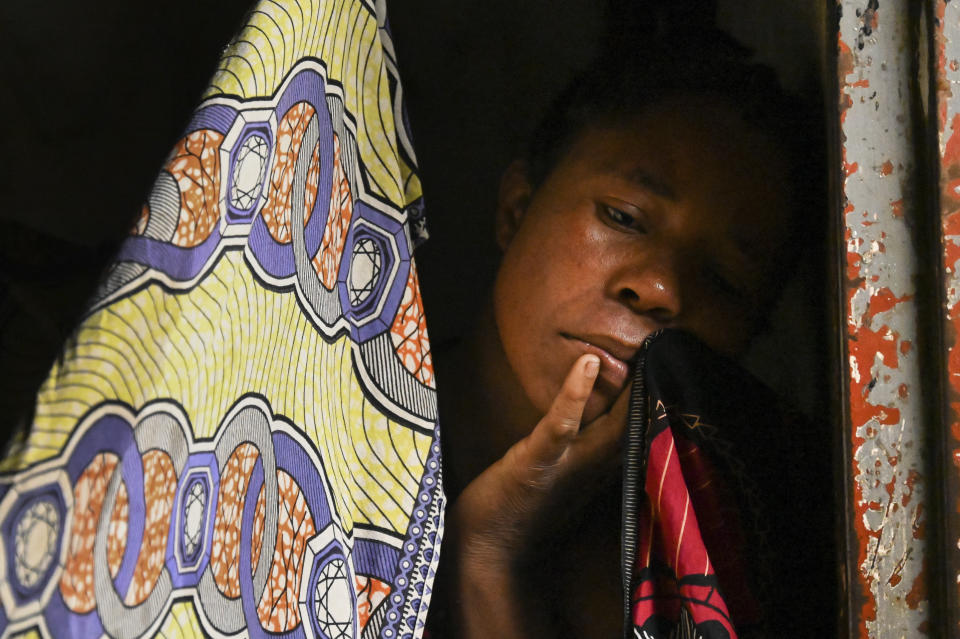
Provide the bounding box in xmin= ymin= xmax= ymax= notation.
xmin=935 ymin=0 xmax=960 ymax=634
xmin=837 ymin=1 xmax=931 ymax=635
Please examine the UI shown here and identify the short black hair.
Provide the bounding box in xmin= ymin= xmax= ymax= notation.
xmin=526 ymin=29 xmax=823 ymax=242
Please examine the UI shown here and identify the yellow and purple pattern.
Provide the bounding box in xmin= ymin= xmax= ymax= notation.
xmin=0 ymin=1 xmax=442 ymax=638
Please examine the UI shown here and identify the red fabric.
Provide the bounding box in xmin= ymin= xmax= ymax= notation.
xmin=631 ymin=401 xmax=762 ymax=638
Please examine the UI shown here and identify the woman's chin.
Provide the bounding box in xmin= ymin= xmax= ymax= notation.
xmin=581 ymin=390 xmax=617 ymax=426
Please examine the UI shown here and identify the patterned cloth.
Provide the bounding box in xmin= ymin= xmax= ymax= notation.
xmin=0 ymin=2 xmax=442 ymax=638
xmin=627 ymin=331 xmax=829 ymax=639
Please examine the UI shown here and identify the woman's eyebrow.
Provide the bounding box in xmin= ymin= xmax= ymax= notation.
xmin=606 ymin=166 xmax=677 ymax=200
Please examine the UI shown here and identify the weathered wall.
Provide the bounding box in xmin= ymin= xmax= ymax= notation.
xmin=936 ymin=0 xmax=960 ymax=635
xmin=837 ymin=1 xmax=932 ymax=636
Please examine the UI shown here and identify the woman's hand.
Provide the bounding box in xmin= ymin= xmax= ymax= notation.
xmin=439 ymin=353 xmax=630 ymax=638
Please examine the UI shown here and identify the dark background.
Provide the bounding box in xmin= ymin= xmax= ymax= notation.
xmin=0 ymin=0 xmax=827 ymax=462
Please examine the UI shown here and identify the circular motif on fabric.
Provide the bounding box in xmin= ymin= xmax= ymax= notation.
xmin=181 ymin=478 xmax=207 ymax=561
xmin=348 ymin=238 xmax=382 ymax=306
xmin=14 ymin=498 xmax=60 ymax=589
xmin=335 ymin=204 xmax=411 ymax=343
xmin=230 ymin=134 xmax=270 ymax=211
xmin=299 ymin=523 xmax=356 ymax=639
xmin=314 ymin=558 xmax=353 ymax=639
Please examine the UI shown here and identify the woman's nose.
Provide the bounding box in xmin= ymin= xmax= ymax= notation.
xmin=609 ymin=252 xmax=683 ymax=322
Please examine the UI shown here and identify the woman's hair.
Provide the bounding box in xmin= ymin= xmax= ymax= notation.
xmin=526 ymin=29 xmax=823 ymax=240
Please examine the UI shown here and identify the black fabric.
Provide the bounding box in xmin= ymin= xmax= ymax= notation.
xmin=626 ymin=330 xmax=835 ymax=637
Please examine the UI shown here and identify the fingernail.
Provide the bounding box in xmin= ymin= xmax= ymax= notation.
xmin=584 ymin=355 xmax=600 ymax=377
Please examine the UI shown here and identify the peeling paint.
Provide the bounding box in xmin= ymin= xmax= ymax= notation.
xmin=838 ymin=0 xmax=930 ymax=636
xmin=936 ymin=0 xmax=960 ymax=631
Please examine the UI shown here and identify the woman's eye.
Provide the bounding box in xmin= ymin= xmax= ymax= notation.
xmin=603 ymin=205 xmax=644 ymax=231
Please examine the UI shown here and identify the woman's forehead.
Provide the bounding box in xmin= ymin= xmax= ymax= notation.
xmin=561 ymin=105 xmax=788 ymax=208
xmin=578 ymin=98 xmax=781 ymax=168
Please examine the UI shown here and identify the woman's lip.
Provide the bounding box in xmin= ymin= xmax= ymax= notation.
xmin=567 ymin=337 xmax=631 ymax=388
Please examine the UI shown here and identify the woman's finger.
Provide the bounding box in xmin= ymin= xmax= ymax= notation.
xmin=502 ymin=354 xmax=600 ymax=479
xmin=567 ymin=379 xmax=633 ymax=472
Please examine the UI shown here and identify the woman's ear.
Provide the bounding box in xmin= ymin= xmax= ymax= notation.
xmin=495 ymin=160 xmax=533 ymax=251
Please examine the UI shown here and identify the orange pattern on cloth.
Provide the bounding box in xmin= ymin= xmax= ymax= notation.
xmin=124 ymin=450 xmax=177 ymax=605
xmin=108 ymin=480 xmax=129 ymax=577
xmin=167 ymin=130 xmax=225 ymax=247
xmin=211 ymin=443 xmax=260 ymax=599
xmin=256 ymin=470 xmax=316 ymax=632
xmin=313 ymin=133 xmax=353 ymax=288
xmin=261 ymin=102 xmax=321 ymax=243
xmin=60 ymin=454 xmax=126 ymax=613
xmin=356 ymin=575 xmax=392 ymax=632
xmin=390 ymin=263 xmax=434 ymax=388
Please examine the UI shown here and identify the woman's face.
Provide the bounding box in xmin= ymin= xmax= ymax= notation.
xmin=493 ymin=96 xmax=793 ymax=422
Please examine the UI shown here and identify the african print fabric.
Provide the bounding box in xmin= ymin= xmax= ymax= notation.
xmin=0 ymin=2 xmax=442 ymax=639
xmin=627 ymin=331 xmax=832 ymax=639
